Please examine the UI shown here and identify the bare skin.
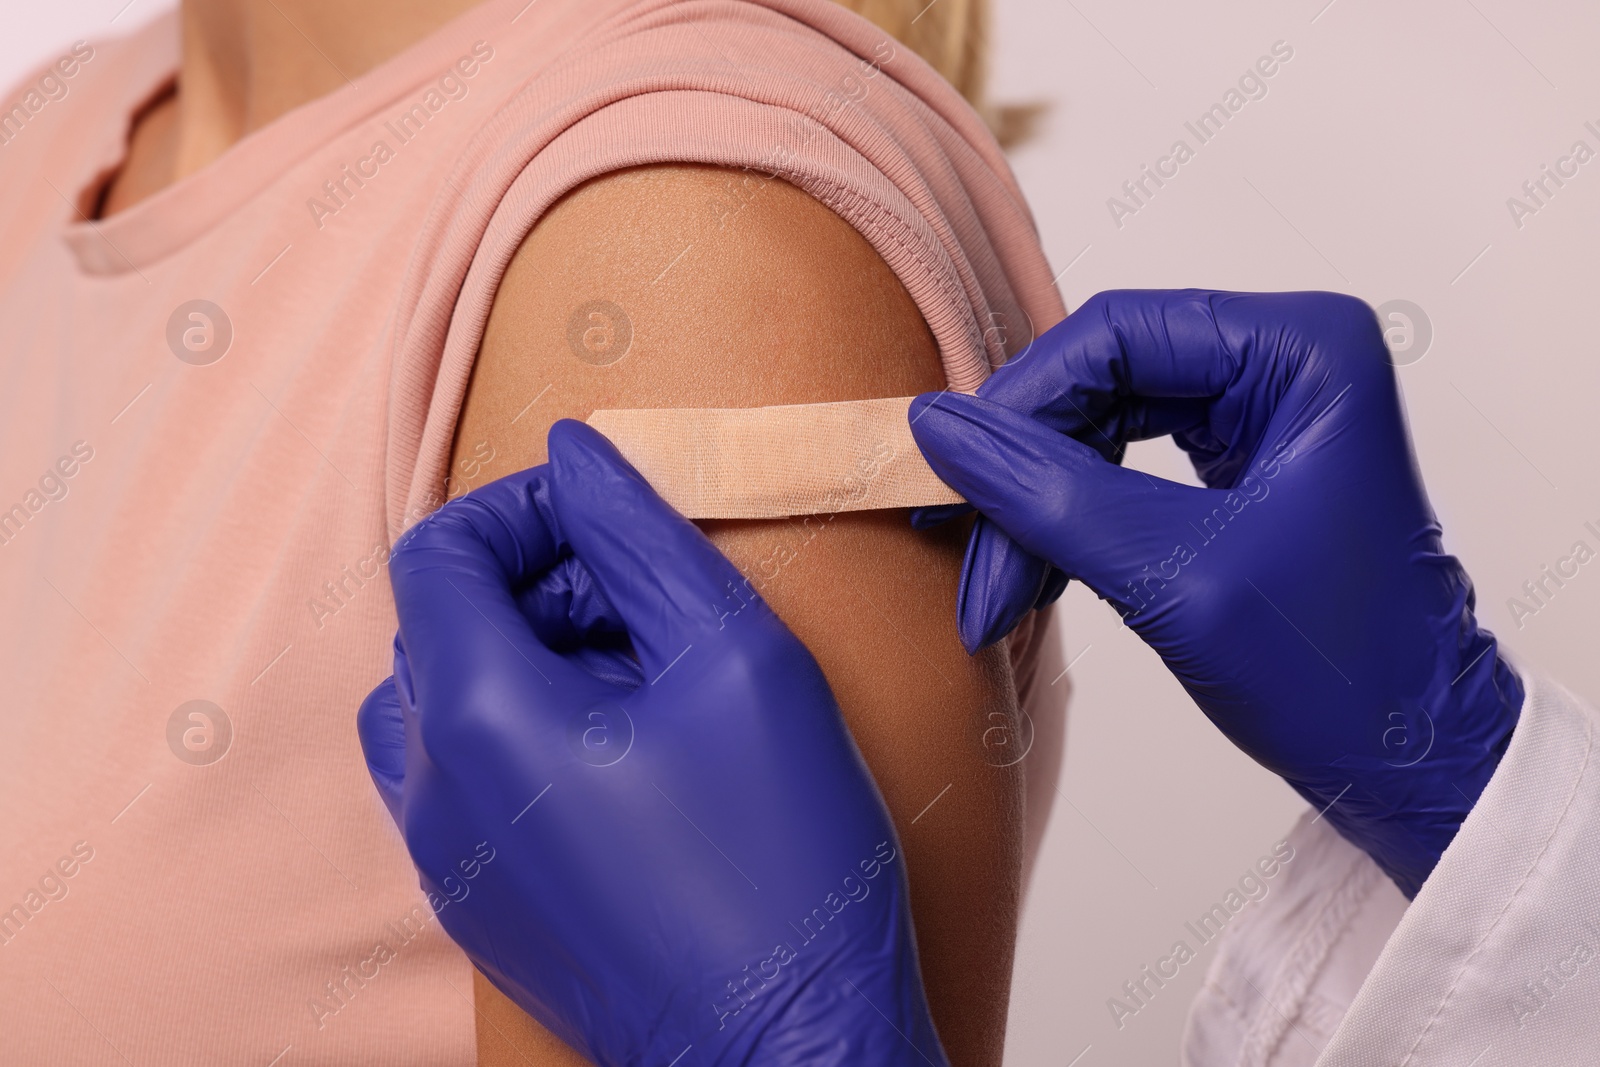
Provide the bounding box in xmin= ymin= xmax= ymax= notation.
xmin=104 ymin=5 xmax=1026 ymax=1065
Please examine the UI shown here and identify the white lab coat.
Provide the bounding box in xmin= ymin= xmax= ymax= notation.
xmin=1181 ymin=670 xmax=1600 ymax=1066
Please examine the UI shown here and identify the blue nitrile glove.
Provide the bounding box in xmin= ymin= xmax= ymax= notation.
xmin=908 ymin=290 xmax=1524 ymax=898
xmin=357 ymin=420 xmax=947 ymax=1067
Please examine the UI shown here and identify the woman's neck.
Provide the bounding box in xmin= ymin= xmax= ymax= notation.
xmin=102 ymin=0 xmax=483 ymax=215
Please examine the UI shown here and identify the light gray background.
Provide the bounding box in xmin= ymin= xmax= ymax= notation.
xmin=7 ymin=3 xmax=1597 ymax=1064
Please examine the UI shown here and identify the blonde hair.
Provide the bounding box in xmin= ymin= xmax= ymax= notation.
xmin=831 ymin=0 xmax=989 ymax=103
xmin=832 ymin=0 xmax=1043 ymax=147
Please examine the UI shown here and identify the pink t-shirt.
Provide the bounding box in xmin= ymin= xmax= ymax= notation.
xmin=0 ymin=0 xmax=1065 ymax=1061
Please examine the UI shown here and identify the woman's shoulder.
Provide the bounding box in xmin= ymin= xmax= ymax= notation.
xmin=391 ymin=0 xmax=1064 ymax=534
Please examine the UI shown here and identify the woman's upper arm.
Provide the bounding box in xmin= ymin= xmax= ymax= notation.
xmin=452 ymin=163 xmax=1022 ymax=1067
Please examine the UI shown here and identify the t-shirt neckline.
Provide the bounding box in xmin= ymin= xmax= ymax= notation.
xmin=63 ymin=0 xmax=522 ymax=276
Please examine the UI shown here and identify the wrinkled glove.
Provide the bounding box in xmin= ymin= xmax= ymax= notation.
xmin=358 ymin=420 xmax=947 ymax=1066
xmin=910 ymin=289 xmax=1523 ymax=897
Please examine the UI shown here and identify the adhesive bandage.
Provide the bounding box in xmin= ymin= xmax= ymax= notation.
xmin=586 ymin=396 xmax=964 ymax=520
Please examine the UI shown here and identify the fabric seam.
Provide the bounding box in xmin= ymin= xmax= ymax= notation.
xmin=1393 ymin=689 xmax=1596 ymax=1066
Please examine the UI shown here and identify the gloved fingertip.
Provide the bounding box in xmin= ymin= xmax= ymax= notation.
xmin=547 ymin=418 xmax=632 ymax=478
xmin=356 ymin=676 xmax=407 ymax=823
xmin=955 ymin=518 xmax=1049 ymax=654
xmin=957 ymin=594 xmax=1028 ymax=654
xmin=1035 ymin=567 xmax=1070 ymax=610
xmin=907 ymin=391 xmax=940 ymax=421
xmin=908 ymin=502 xmax=973 ymax=529
xmin=907 ymin=390 xmax=979 ymax=438
xmin=955 ymin=617 xmax=987 ymax=656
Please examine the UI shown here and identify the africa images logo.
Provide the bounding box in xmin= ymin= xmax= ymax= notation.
xmin=0 ymin=41 xmax=94 ymax=149
xmin=1106 ymin=40 xmax=1295 ymax=228
xmin=305 ymin=41 xmax=495 ymax=230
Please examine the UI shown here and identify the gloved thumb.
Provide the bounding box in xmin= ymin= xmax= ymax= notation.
xmin=909 ymin=391 xmax=1211 ymax=615
xmin=356 ymin=674 xmax=406 ymax=825
xmin=547 ymin=419 xmax=769 ymax=679
xmin=951 ymin=515 xmax=1065 ymax=653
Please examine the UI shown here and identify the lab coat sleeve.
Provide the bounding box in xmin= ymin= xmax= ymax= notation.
xmin=1181 ymin=670 xmax=1600 ymax=1066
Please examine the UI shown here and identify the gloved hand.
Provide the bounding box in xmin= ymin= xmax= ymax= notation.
xmin=357 ymin=420 xmax=946 ymax=1067
xmin=909 ymin=289 xmax=1523 ymax=897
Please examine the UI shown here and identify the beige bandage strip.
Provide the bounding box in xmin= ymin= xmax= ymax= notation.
xmin=586 ymin=396 xmax=964 ymax=520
